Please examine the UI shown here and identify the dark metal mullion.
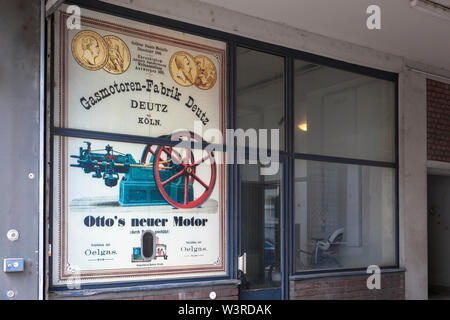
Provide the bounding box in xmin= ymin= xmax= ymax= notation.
xmin=233 ymin=38 xmax=243 ymax=286
xmin=291 ymin=265 xmax=401 ymax=278
xmin=42 ymin=8 xmax=50 ymax=300
xmin=235 ymin=146 xmax=289 ymax=160
xmin=236 ymin=164 xmax=242 ymax=265
xmin=394 ymin=77 xmax=400 ymax=268
xmin=287 ymin=153 xmax=295 ymax=292
xmin=227 ymin=39 xmax=238 ymax=280
xmin=294 ymin=152 xmax=396 ymax=168
xmin=236 ymin=42 xmax=286 ymax=62
xmin=280 ymin=155 xmax=289 ymax=300
xmin=51 ymin=127 xmax=227 ymax=151
xmin=285 ymin=57 xmax=294 ymax=154
xmin=284 ymin=56 xmax=294 ymax=300
xmin=47 ymin=13 xmax=56 ymax=295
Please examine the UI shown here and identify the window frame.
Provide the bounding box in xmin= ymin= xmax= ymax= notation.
xmin=47 ymin=0 xmax=398 ymax=294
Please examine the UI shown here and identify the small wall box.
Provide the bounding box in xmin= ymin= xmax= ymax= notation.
xmin=3 ymin=258 xmax=24 ymax=273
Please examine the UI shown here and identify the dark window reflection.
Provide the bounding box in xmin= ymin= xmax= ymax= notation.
xmin=240 ymin=163 xmax=282 ymax=291
xmin=236 ymin=47 xmax=284 ymax=150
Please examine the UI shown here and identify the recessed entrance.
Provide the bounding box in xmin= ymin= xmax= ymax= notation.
xmin=428 ymin=174 xmax=450 ymax=300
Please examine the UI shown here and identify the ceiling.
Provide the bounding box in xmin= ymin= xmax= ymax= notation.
xmin=199 ymin=0 xmax=450 ymax=72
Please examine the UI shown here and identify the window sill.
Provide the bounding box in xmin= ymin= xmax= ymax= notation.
xmin=289 ymin=267 xmax=405 ymax=281
xmin=49 ymin=279 xmax=241 ymax=298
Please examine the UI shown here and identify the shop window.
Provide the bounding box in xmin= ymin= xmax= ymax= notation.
xmin=48 ymin=2 xmax=398 ymax=291
xmin=236 ymin=47 xmax=285 ymax=297
xmin=294 ymin=61 xmax=395 ymax=162
xmin=293 ymin=59 xmax=397 ymax=272
xmin=294 ymin=160 xmax=396 ymax=271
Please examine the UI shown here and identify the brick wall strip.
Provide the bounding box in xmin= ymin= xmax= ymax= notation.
xmin=289 ymin=272 xmax=405 ymax=300
xmin=139 ymin=286 xmax=239 ymax=300
xmin=49 ymin=284 xmax=239 ymax=300
xmin=427 ymin=79 xmax=450 ymax=162
xmin=51 ymin=272 xmax=404 ymax=300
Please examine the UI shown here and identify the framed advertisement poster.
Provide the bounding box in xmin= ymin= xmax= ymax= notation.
xmin=51 ymin=5 xmax=227 ymax=286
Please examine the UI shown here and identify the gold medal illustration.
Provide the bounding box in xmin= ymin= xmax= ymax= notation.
xmin=194 ymin=55 xmax=217 ymax=90
xmin=103 ymin=35 xmax=131 ymax=75
xmin=71 ymin=30 xmax=109 ymax=71
xmin=169 ymin=51 xmax=198 ymax=87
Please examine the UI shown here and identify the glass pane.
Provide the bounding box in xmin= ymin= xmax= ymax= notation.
xmin=294 ymin=60 xmax=395 ymax=162
xmin=294 ymin=160 xmax=396 ymax=272
xmin=240 ymin=162 xmax=282 ymax=290
xmin=236 ymin=47 xmax=284 ymax=150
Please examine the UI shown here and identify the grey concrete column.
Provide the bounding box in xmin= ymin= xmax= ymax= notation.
xmin=0 ymin=0 xmax=42 ymax=300
xmin=398 ymin=69 xmax=428 ymax=300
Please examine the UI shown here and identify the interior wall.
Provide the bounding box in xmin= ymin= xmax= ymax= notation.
xmin=428 ymin=174 xmax=450 ymax=288
xmin=294 ymin=67 xmax=395 ymax=162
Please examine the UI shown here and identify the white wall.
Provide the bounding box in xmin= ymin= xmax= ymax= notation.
xmin=199 ymin=0 xmax=450 ymax=73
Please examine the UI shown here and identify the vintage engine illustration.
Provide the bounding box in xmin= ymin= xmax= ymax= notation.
xmin=70 ymin=131 xmax=216 ymax=209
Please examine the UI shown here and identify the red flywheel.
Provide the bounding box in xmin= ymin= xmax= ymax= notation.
xmin=141 ymin=135 xmax=195 ymax=182
xmin=153 ymin=131 xmax=216 ymax=209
